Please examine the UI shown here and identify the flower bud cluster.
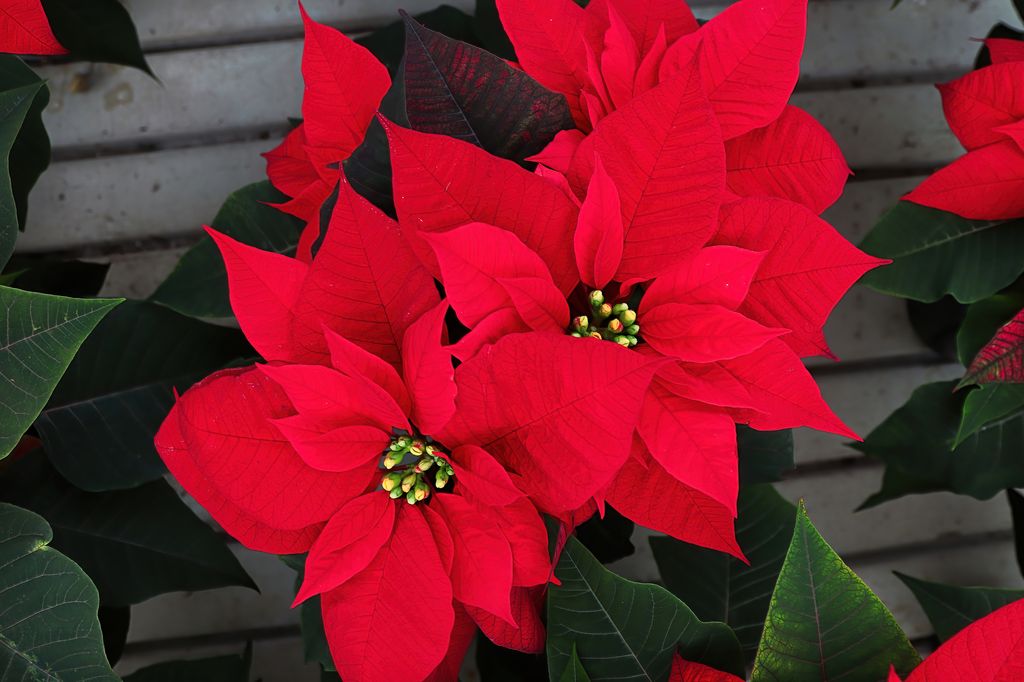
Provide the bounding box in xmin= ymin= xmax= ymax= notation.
xmin=380 ymin=438 xmax=455 ymax=505
xmin=570 ymin=290 xmax=641 ymax=347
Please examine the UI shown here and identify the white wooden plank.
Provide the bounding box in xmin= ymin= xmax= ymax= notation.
xmin=116 ymin=635 xmax=320 ymax=682
xmin=18 ymin=140 xmax=270 ymax=252
xmin=798 ymin=362 xmax=963 ymax=465
xmin=95 ymin=247 xmax=188 ymax=299
xmin=121 ymin=0 xmax=1015 ymax=85
xmin=39 ymin=46 xmax=960 ymax=166
xmin=124 ymin=0 xmax=473 ymax=49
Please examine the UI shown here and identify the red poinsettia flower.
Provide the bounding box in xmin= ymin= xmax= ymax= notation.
xmin=669 ymin=656 xmax=744 ymax=681
xmin=0 ymin=0 xmax=66 ymax=55
xmin=905 ymin=43 xmax=1024 ymax=220
xmin=888 ymin=597 xmax=1024 ymax=681
xmin=263 ymin=5 xmax=390 ymax=256
xmin=383 ymin=47 xmax=879 ymax=555
xmin=154 ymin=178 xmax=553 ymax=681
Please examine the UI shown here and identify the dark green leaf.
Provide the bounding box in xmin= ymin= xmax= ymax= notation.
xmin=150 ymin=182 xmax=302 ymax=319
xmin=575 ymin=505 xmax=635 ymax=564
xmin=652 ymin=484 xmax=796 ymax=662
xmin=1008 ymin=489 xmax=1024 ymax=580
xmin=860 ymin=201 xmax=1024 ymax=303
xmin=0 ymin=287 xmax=120 ymax=458
xmin=0 ymin=56 xmax=50 ymax=232
xmin=2 ymin=258 xmax=109 ymax=297
xmin=751 ymin=502 xmax=920 ymax=680
xmin=557 ymin=645 xmax=592 ymax=682
xmin=957 ymin=291 xmax=1024 ymax=366
xmin=0 ymin=503 xmax=117 ymax=680
xmin=853 ymin=381 xmax=1024 ymax=507
xmin=41 ymin=0 xmax=153 ymax=75
xmin=896 ymin=571 xmax=1024 ymax=642
xmin=281 ymin=554 xmax=336 ymax=673
xmin=0 ymin=81 xmax=44 ymax=268
xmin=547 ymin=536 xmax=744 ymax=681
xmin=737 ymin=426 xmax=794 ymax=485
xmin=37 ymin=300 xmax=250 ymax=491
xmin=123 ymin=646 xmax=252 ymax=682
xmin=473 ymin=0 xmax=516 ymax=60
xmin=402 ymin=13 xmax=573 ymax=161
xmin=955 ymin=384 xmax=1024 ymax=447
xmin=358 ymin=5 xmax=478 ymax=75
xmin=343 ymin=67 xmax=408 ymax=215
xmin=0 ymin=455 xmax=255 ymax=606
xmin=99 ymin=605 xmax=130 ymax=666
xmin=476 ymin=634 xmax=546 ymax=682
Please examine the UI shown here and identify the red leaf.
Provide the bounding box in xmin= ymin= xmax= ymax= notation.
xmin=642 ymin=302 xmax=787 ymax=363
xmin=904 ymin=597 xmax=1024 ymax=681
xmin=606 ymin=444 xmax=744 ymax=559
xmin=718 ymin=339 xmax=857 ymax=438
xmin=449 ymin=445 xmax=525 ymax=508
xmin=889 ymin=665 xmax=903 ymax=682
xmin=986 ymin=38 xmax=1024 ymax=64
xmin=587 ymin=0 xmax=698 ymax=57
xmin=401 ymin=13 xmax=574 ymax=161
xmin=641 ymin=246 xmax=765 ymax=311
xmin=637 ymin=384 xmax=739 ymax=515
xmin=568 ymin=57 xmax=725 ymax=280
xmin=496 ymin=498 xmax=552 ymax=587
xmin=495 ymin=0 xmax=602 ymax=127
xmin=996 ymin=119 xmax=1024 ymax=151
xmin=662 ymin=0 xmax=807 ymax=139
xmin=425 ymin=603 xmax=477 ymax=682
xmin=165 ymin=367 xmax=377 ymax=531
xmin=498 ymin=277 xmax=570 ymax=333
xmin=322 ymin=504 xmax=454 ymax=682
xmin=294 ymin=493 xmax=395 ymax=604
xmin=324 ymin=329 xmax=412 ymax=416
xmin=529 ymin=129 xmax=586 ymax=174
xmin=292 ymin=174 xmax=440 ymax=370
xmin=385 ymin=121 xmax=579 ymax=294
xmin=263 ymin=125 xmax=319 ymax=199
xmin=905 ymin=139 xmax=1024 ymax=220
xmin=653 ymin=361 xmax=760 ymax=412
xmin=449 ymin=308 xmax=526 ymax=362
xmin=155 ymin=393 xmax=322 ymax=554
xmin=599 ymin=3 xmax=640 ymax=109
xmin=725 ymin=105 xmax=850 ymax=213
xmin=402 ymin=301 xmax=457 ymax=436
xmin=466 ymin=586 xmax=547 ymax=653
xmin=440 ymin=334 xmax=665 ymax=514
xmin=961 ymin=307 xmax=1024 ymax=386
xmin=299 ymin=4 xmax=390 ymax=154
xmin=207 ymin=228 xmax=309 ymax=363
xmin=271 ymin=415 xmax=391 ymax=473
xmin=669 ymin=656 xmax=745 ymax=681
xmin=0 ymin=0 xmax=66 ymax=55
xmin=421 ymin=222 xmax=562 ymax=329
xmin=433 ymin=494 xmax=516 ymax=624
xmin=939 ymin=63 xmax=1024 ymax=150
xmin=634 ymin=24 xmax=669 ymax=96
xmin=714 ymin=197 xmax=887 ymax=358
xmin=575 ymin=155 xmax=625 ymax=288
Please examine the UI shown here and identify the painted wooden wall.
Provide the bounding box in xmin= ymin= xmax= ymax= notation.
xmin=21 ymin=0 xmax=1022 ymax=677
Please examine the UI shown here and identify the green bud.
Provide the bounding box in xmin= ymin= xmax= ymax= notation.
xmin=383 ymin=451 xmax=405 ymax=469
xmin=435 ymin=469 xmax=450 ymax=488
xmin=625 ymin=324 xmax=640 ymax=335
xmin=589 ymin=331 xmax=604 ymax=340
xmin=627 ymin=335 xmax=638 ymax=346
xmin=614 ymin=335 xmax=631 ymax=347
xmin=597 ymin=303 xmax=613 ymax=319
xmin=607 ymin=319 xmax=624 ymax=334
xmin=401 ymin=473 xmax=418 ymax=493
xmin=425 ymin=444 xmax=440 ymax=456
xmin=589 ymin=290 xmax=605 ymax=307
xmin=416 ymin=458 xmax=434 ymax=473
xmin=406 ymin=490 xmax=418 ymax=505
xmin=390 ymin=487 xmax=405 ymax=499
xmin=611 ymin=302 xmax=629 ymax=315
xmin=571 ymin=332 xmax=582 ymax=338
xmin=409 ymin=440 xmax=425 ymax=456
xmin=381 ymin=472 xmax=403 ymax=492
xmin=619 ymin=309 xmax=637 ymax=325
xmin=572 ymin=315 xmax=589 ymax=333
xmin=414 ymin=481 xmax=431 ymax=501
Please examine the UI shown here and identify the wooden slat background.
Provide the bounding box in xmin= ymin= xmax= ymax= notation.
xmin=22 ymin=0 xmax=1022 ymax=678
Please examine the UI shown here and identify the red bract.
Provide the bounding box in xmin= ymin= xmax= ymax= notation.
xmin=961 ymin=306 xmax=1024 ymax=386
xmin=669 ymin=656 xmax=744 ymax=681
xmin=155 ymin=181 xmax=552 ymax=682
xmin=888 ymin=597 xmax=1024 ymax=680
xmin=906 ymin=56 xmax=1024 ymax=220
xmin=0 ymin=0 xmax=66 ymax=55
xmin=263 ymin=5 xmax=390 ymax=253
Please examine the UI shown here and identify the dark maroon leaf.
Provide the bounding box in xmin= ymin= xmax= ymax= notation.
xmin=401 ymin=12 xmax=573 ymax=161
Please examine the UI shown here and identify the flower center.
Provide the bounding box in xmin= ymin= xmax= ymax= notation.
xmin=379 ymin=435 xmax=455 ymax=505
xmin=569 ymin=289 xmax=641 ymax=347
